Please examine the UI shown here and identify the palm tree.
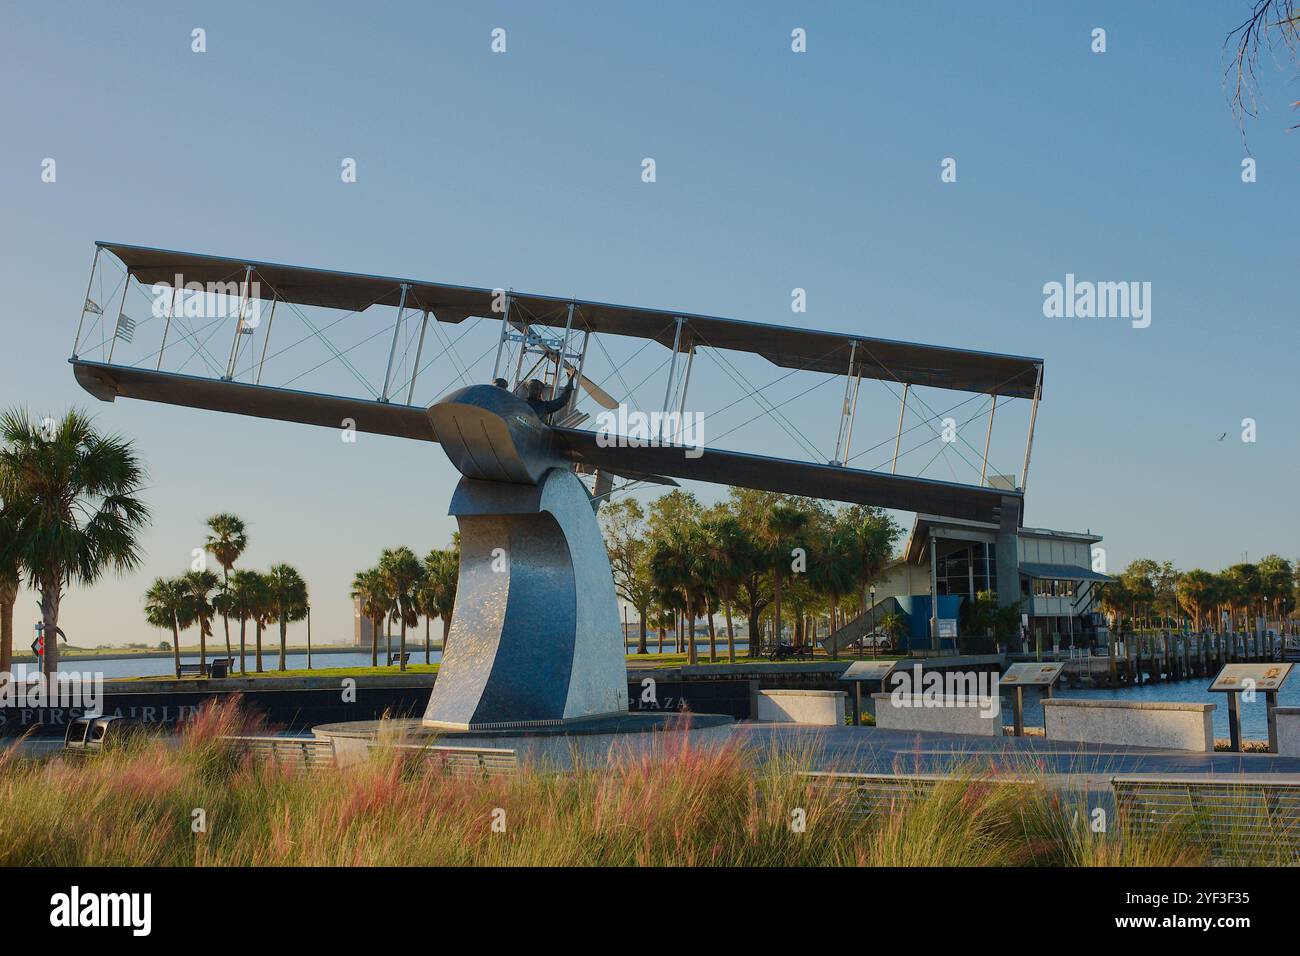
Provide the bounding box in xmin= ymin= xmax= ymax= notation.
xmin=247 ymin=571 xmax=275 ymax=672
xmin=700 ymin=514 xmax=752 ymax=663
xmin=1177 ymin=569 xmax=1218 ymax=632
xmin=845 ymin=505 xmax=900 ymax=616
xmin=181 ymin=569 xmax=219 ymax=673
xmin=265 ymin=563 xmax=309 ymax=671
xmin=379 ymin=547 xmax=422 ymax=671
xmin=204 ymin=514 xmax=247 ymax=662
xmin=0 ymin=409 xmax=150 ymax=675
xmin=809 ymin=525 xmax=858 ymax=655
xmin=351 ymin=568 xmax=389 ymax=667
xmin=759 ymin=503 xmax=809 ymax=652
xmin=0 ymin=505 xmax=18 ymax=676
xmin=878 ymin=610 xmax=908 ymax=651
xmin=224 ymin=569 xmax=263 ymax=675
xmin=1097 ymin=579 xmax=1132 ymax=633
xmin=422 ymin=547 xmax=459 ymax=659
xmin=143 ymin=577 xmax=193 ymax=678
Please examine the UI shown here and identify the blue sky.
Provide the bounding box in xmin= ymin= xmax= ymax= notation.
xmin=1 ymin=2 xmax=1296 ymax=646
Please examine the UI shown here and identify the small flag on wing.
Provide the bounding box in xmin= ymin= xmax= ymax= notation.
xmin=115 ymin=312 xmax=136 ymax=343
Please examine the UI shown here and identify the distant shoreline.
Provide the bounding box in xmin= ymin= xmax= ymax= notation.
xmin=9 ymin=644 xmax=389 ymax=663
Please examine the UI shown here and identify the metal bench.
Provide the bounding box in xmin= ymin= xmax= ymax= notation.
xmin=64 ymin=715 xmax=144 ymax=757
xmin=802 ymin=770 xmax=1034 ymax=819
xmin=220 ymin=735 xmax=338 ymax=771
xmin=178 ymin=663 xmax=205 ymax=676
xmin=388 ymin=652 xmax=411 ymax=665
xmin=390 ymin=743 xmax=517 ymax=778
xmin=1112 ymin=774 xmax=1300 ymax=863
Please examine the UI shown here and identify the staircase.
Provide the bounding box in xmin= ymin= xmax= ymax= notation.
xmin=819 ymin=596 xmax=903 ymax=656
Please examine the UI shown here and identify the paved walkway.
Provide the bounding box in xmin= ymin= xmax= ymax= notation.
xmin=733 ymin=723 xmax=1300 ymax=780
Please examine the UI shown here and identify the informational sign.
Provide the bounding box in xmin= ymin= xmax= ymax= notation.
xmin=1209 ymin=663 xmax=1293 ymax=694
xmin=937 ymin=619 xmax=958 ymax=639
xmin=1001 ymin=662 xmax=1065 ymax=687
xmin=840 ymin=660 xmax=897 ymax=682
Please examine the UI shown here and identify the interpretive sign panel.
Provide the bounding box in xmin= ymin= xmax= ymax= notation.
xmin=1001 ymin=662 xmax=1065 ymax=687
xmin=1209 ymin=663 xmax=1292 ymax=694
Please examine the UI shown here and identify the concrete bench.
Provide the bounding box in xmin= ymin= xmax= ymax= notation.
xmin=756 ymin=689 xmax=845 ymax=726
xmin=1276 ymin=708 xmax=1300 ymax=758
xmin=220 ymin=735 xmax=337 ymax=771
xmin=1043 ymin=699 xmax=1214 ymax=752
xmin=1112 ymin=774 xmax=1300 ymax=863
xmin=870 ymin=692 xmax=1002 ymax=736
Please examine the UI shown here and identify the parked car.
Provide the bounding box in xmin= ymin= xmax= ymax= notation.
xmin=854 ymin=633 xmax=893 ymax=652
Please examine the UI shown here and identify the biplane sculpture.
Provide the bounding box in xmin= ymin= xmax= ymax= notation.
xmin=70 ymin=242 xmax=1043 ymax=729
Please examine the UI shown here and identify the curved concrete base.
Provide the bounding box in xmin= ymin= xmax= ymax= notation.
xmin=314 ymin=712 xmax=735 ymax=769
xmin=422 ymin=467 xmax=627 ymax=729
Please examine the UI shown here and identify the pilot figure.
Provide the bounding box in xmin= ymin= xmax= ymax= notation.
xmin=524 ymin=375 xmax=576 ymax=422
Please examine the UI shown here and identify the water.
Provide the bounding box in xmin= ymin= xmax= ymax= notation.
xmin=48 ymin=638 xmax=748 ymax=680
xmin=52 ymin=650 xmax=441 ymax=680
xmin=1016 ymin=680 xmax=1300 ymax=741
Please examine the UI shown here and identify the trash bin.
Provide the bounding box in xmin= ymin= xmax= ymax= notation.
xmin=209 ymin=659 xmax=229 ymax=678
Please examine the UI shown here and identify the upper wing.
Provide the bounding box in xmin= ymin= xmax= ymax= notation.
xmin=97 ymin=241 xmax=1043 ymax=397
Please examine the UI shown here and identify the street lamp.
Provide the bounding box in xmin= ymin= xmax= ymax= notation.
xmin=869 ymin=584 xmax=877 ymax=660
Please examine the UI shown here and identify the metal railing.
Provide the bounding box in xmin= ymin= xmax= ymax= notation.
xmin=220 ymin=735 xmax=338 ymax=771
xmin=802 ymin=770 xmax=1034 ymax=819
xmin=388 ymin=743 xmax=518 ymax=778
xmin=1112 ymin=774 xmax=1300 ymax=863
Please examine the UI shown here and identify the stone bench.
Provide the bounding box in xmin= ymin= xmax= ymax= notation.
xmin=870 ymin=692 xmax=1002 ymax=736
xmin=1277 ymin=707 xmax=1300 ymax=758
xmin=1043 ymin=699 xmax=1215 ymax=752
xmin=756 ymin=689 xmax=846 ymax=726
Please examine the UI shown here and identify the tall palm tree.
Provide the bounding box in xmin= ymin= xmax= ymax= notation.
xmin=1257 ymin=555 xmax=1294 ymax=624
xmin=854 ymin=510 xmax=899 ymax=612
xmin=1097 ymin=579 xmax=1132 ymax=634
xmin=0 ymin=409 xmax=150 ymax=675
xmin=809 ymin=526 xmax=858 ymax=654
xmin=265 ymin=563 xmax=309 ymax=671
xmin=224 ymin=569 xmax=263 ymax=675
xmin=246 ymin=571 xmax=275 ymax=672
xmin=181 ymin=569 xmax=220 ymax=673
xmin=204 ymin=514 xmax=247 ymax=662
xmin=379 ymin=547 xmax=422 ymax=671
xmin=650 ymin=526 xmax=709 ymax=665
xmin=422 ymin=547 xmax=459 ymax=659
xmin=351 ymin=568 xmax=389 ymax=667
xmin=1177 ymin=569 xmax=1217 ymax=632
xmin=143 ymin=576 xmax=193 ymax=678
xmin=700 ymin=514 xmax=752 ymax=663
xmin=759 ymin=503 xmax=809 ymax=652
xmin=0 ymin=505 xmax=18 ymax=676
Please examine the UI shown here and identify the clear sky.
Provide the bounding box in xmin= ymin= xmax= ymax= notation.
xmin=1 ymin=2 xmax=1296 ymax=648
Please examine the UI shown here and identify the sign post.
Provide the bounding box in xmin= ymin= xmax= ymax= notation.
xmin=1208 ymin=663 xmax=1293 ymax=753
xmin=839 ymin=660 xmax=897 ymax=726
xmin=1000 ymin=662 xmax=1065 ymax=737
